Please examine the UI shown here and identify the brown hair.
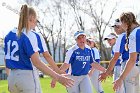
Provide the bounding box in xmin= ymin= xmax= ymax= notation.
xmin=86 ymin=38 xmax=98 ymax=49
xmin=17 ymin=4 xmax=36 ymax=36
xmin=120 ymin=12 xmax=139 ymax=50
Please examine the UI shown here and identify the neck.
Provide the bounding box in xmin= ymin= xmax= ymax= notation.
xmin=131 ymin=24 xmax=138 ymax=31
xmin=78 ymin=45 xmax=85 ymax=49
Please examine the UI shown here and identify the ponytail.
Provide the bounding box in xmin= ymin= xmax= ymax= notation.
xmin=17 ymin=4 xmax=29 ymax=36
xmin=120 ymin=12 xmax=139 ymax=51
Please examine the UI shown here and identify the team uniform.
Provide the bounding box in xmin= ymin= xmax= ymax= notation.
xmin=112 ymin=44 xmax=124 ymax=93
xmin=114 ymin=32 xmax=139 ymax=93
xmin=4 ymin=28 xmax=43 ymax=93
xmin=90 ymin=47 xmax=104 ymax=93
xmin=65 ymin=44 xmax=94 ymax=93
xmin=128 ymin=26 xmax=140 ymax=93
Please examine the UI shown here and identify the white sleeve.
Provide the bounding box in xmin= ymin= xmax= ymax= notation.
xmin=93 ymin=48 xmax=100 ymax=60
xmin=114 ymin=35 xmax=122 ymax=52
xmin=64 ymin=49 xmax=73 ymax=64
xmin=128 ymin=32 xmax=136 ymax=53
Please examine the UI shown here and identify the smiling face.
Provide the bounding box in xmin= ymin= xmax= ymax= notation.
xmin=107 ymin=38 xmax=116 ymax=46
xmin=113 ymin=25 xmax=124 ymax=35
xmin=76 ymin=35 xmax=86 ymax=48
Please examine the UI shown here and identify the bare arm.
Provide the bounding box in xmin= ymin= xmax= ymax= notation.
xmin=113 ymin=52 xmax=137 ymax=91
xmin=106 ymin=52 xmax=120 ymax=74
xmin=42 ymin=51 xmax=64 ymax=74
xmin=119 ymin=52 xmax=137 ymax=80
xmin=31 ymin=52 xmax=74 ymax=87
xmin=91 ymin=62 xmax=106 ymax=72
xmin=4 ymin=57 xmax=10 ymax=76
xmin=59 ymin=63 xmax=70 ymax=73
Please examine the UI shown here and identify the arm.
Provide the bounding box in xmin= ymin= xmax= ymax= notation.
xmin=119 ymin=52 xmax=136 ymax=80
xmin=106 ymin=52 xmax=120 ymax=74
xmin=31 ymin=52 xmax=73 ymax=87
xmin=91 ymin=62 xmax=106 ymax=72
xmin=51 ymin=63 xmax=70 ymax=88
xmin=113 ymin=52 xmax=137 ymax=91
xmin=42 ymin=51 xmax=65 ymax=74
xmin=4 ymin=57 xmax=10 ymax=76
xmin=98 ymin=52 xmax=120 ymax=82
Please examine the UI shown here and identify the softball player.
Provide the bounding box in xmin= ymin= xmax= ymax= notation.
xmin=4 ymin=4 xmax=73 ymax=93
xmin=113 ymin=12 xmax=140 ymax=93
xmin=51 ymin=31 xmax=106 ymax=93
xmin=104 ymin=33 xmax=124 ymax=93
xmin=86 ymin=38 xmax=104 ymax=93
xmin=99 ymin=18 xmax=139 ymax=93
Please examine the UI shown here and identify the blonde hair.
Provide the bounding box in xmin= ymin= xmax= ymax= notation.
xmin=18 ymin=4 xmax=36 ymax=36
xmin=87 ymin=38 xmax=98 ymax=49
xmin=120 ymin=12 xmax=139 ymax=50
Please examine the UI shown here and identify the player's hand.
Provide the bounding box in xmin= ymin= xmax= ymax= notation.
xmin=57 ymin=74 xmax=74 ymax=88
xmin=113 ymin=77 xmax=123 ymax=91
xmin=98 ymin=72 xmax=108 ymax=82
xmin=51 ymin=79 xmax=57 ymax=88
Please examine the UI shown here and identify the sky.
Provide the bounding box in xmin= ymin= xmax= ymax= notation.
xmin=0 ymin=0 xmax=140 ymax=39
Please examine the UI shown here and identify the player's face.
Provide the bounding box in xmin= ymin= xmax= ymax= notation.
xmin=29 ymin=15 xmax=37 ymax=29
xmin=76 ymin=35 xmax=86 ymax=47
xmin=90 ymin=41 xmax=95 ymax=48
xmin=114 ymin=25 xmax=124 ymax=35
xmin=107 ymin=38 xmax=115 ymax=46
xmin=120 ymin=22 xmax=128 ymax=31
xmin=86 ymin=39 xmax=91 ymax=46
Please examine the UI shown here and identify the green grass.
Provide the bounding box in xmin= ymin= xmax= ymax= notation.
xmin=0 ymin=77 xmax=114 ymax=93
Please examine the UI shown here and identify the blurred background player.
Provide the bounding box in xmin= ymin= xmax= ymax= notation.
xmin=86 ymin=38 xmax=104 ymax=93
xmin=104 ymin=33 xmax=124 ymax=93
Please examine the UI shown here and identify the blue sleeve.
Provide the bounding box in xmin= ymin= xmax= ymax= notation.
xmin=90 ymin=50 xmax=94 ymax=64
xmin=119 ymin=36 xmax=126 ymax=53
xmin=95 ymin=59 xmax=100 ymax=63
xmin=34 ymin=33 xmax=44 ymax=53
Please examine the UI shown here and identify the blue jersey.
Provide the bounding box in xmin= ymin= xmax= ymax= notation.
xmin=111 ymin=45 xmax=121 ymax=66
xmin=32 ymin=31 xmax=47 ymax=53
xmin=4 ymin=28 xmax=39 ymax=70
xmin=114 ymin=32 xmax=129 ymax=62
xmin=91 ymin=47 xmax=100 ymax=63
xmin=65 ymin=44 xmax=94 ymax=76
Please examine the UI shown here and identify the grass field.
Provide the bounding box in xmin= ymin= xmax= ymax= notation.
xmin=0 ymin=76 xmax=114 ymax=93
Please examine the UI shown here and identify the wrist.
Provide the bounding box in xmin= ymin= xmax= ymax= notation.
xmin=119 ymin=75 xmax=125 ymax=80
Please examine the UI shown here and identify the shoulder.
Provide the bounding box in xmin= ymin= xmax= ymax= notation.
xmin=85 ymin=44 xmax=91 ymax=50
xmin=5 ymin=28 xmax=17 ymax=40
xmin=67 ymin=45 xmax=78 ymax=53
xmin=23 ymin=30 xmax=37 ymax=40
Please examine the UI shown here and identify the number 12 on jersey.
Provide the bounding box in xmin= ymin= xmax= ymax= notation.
xmin=5 ymin=40 xmax=19 ymax=61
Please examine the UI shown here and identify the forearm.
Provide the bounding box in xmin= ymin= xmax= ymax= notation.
xmin=91 ymin=62 xmax=106 ymax=72
xmin=32 ymin=53 xmax=60 ymax=80
xmin=43 ymin=52 xmax=60 ymax=74
xmin=4 ymin=58 xmax=10 ymax=76
xmin=119 ymin=53 xmax=137 ymax=80
xmin=106 ymin=53 xmax=120 ymax=74
xmin=120 ymin=60 xmax=135 ymax=80
xmin=59 ymin=63 xmax=70 ymax=74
